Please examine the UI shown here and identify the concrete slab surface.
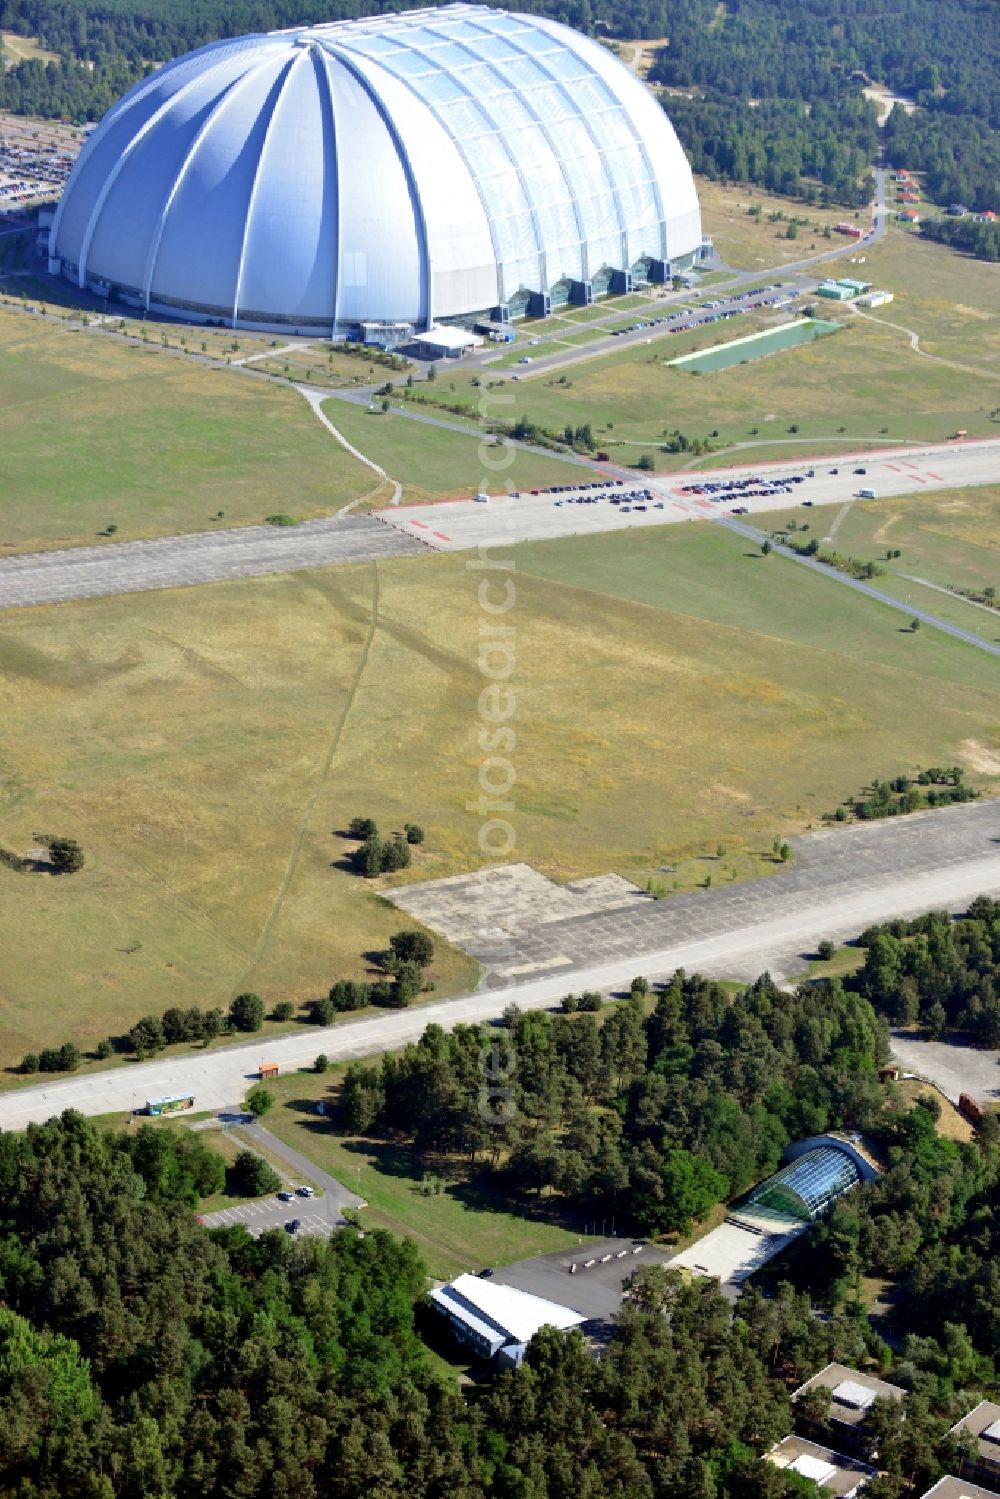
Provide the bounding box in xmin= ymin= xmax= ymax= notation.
xmin=0 ymin=513 xmax=426 ymax=609
xmin=375 ymin=439 xmax=1000 ymax=552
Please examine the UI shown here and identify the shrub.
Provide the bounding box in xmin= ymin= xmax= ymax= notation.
xmin=817 ymin=939 xmax=836 ymax=962
xmin=265 ymin=513 xmax=298 ymax=527
xmin=578 ymin=991 xmax=603 ymax=1012
xmin=381 ymin=837 xmax=412 ymax=873
xmin=314 ymin=1054 xmax=329 ymax=1074
xmin=244 ymin=1085 xmax=273 ymax=1118
xmin=308 ymin=997 xmax=336 ymax=1025
xmin=329 ymin=979 xmax=370 ymax=1012
xmin=129 ymin=1014 xmax=166 ymax=1057
xmin=272 ymin=1001 xmax=295 ymax=1023
xmin=349 ymin=835 xmax=384 ymax=877
xmin=231 ymin=1150 xmax=280 ymax=1197
xmin=20 ymin=1053 xmax=40 ymax=1074
xmin=389 ymin=931 xmax=434 ymax=967
xmin=404 ymin=823 xmax=425 ymax=844
xmin=48 ymin=837 xmax=84 ymax=874
xmin=348 ymin=816 xmax=377 ymax=839
xmin=38 ymin=1048 xmax=61 ymax=1073
xmin=560 ymin=994 xmax=578 ymax=1013
xmin=95 ymin=1039 xmax=113 ymax=1061
xmin=229 ymin=992 xmax=265 ymax=1032
xmin=57 ymin=1042 xmax=81 ymax=1072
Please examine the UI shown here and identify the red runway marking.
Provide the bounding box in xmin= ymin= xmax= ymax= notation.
xmin=926 ymin=472 xmax=945 ymax=481
xmin=432 ymin=531 xmax=451 ymax=540
xmin=410 ymin=519 xmax=428 ymax=528
xmin=901 ymin=461 xmax=920 ymax=469
xmin=885 ymin=463 xmax=901 ymax=472
xmin=696 ymin=499 xmax=713 ymax=510
xmin=912 ymin=475 xmax=927 ymax=483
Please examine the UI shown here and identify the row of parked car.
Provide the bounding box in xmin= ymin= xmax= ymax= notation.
xmin=608 ymin=283 xmax=786 ymax=340
xmin=553 ymin=486 xmax=666 ymax=514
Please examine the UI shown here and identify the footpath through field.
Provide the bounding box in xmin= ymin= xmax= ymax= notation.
xmin=1 ymin=801 xmax=998 ymax=1133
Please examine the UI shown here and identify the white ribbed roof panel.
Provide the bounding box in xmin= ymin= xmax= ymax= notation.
xmin=51 ymin=4 xmax=702 ymax=330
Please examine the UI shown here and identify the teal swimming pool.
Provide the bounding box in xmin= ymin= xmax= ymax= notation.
xmin=669 ymin=318 xmax=842 ymax=373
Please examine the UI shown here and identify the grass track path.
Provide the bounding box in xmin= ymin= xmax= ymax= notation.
xmin=236 ymin=561 xmax=382 ymax=987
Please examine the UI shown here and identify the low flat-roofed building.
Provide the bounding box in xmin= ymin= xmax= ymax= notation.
xmin=430 ymin=1272 xmax=584 ymax=1362
xmin=410 ymin=325 xmax=482 ymax=359
xmin=793 ymin=1363 xmax=906 ymax=1453
xmin=920 ymin=1479 xmax=999 ymax=1499
xmin=947 ymin=1401 xmax=1000 ymax=1492
xmin=765 ymin=1435 xmax=875 ymax=1496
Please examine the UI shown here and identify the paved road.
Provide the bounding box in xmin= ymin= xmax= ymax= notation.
xmin=1 ymin=801 xmax=998 ymax=1133
xmin=0 ymin=513 xmax=426 ymax=609
xmin=199 ymin=1118 xmax=362 ymax=1237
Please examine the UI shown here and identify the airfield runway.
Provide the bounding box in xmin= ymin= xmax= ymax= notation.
xmin=375 ymin=438 xmax=1000 ymax=551
xmin=1 ymin=800 xmax=997 ymax=1133
xmin=0 ymin=439 xmax=995 ymax=608
xmin=0 ymin=513 xmax=426 ymax=609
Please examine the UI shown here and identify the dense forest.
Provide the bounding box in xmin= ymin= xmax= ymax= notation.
xmin=0 ymin=1108 xmax=988 ymax=1497
xmin=919 ymin=213 xmax=1000 ymax=263
xmin=341 ymin=971 xmax=888 ymax=1235
xmin=0 ymin=0 xmax=996 ymax=216
xmin=856 ymin=896 xmax=1000 ymax=1044
xmin=665 ymin=93 xmax=876 ymax=208
xmin=649 ymin=0 xmax=998 ymax=212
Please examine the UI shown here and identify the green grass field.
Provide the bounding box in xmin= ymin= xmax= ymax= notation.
xmin=761 ymin=486 xmax=1000 ymax=656
xmin=1 ymin=519 xmax=998 ymax=1068
xmin=0 ymin=309 xmax=382 ymax=551
xmin=396 ymin=224 xmax=999 ymax=472
xmin=261 ymin=1068 xmax=588 ymax=1279
xmin=697 ymin=177 xmax=866 ymax=271
xmin=321 ymin=397 xmax=585 ymax=500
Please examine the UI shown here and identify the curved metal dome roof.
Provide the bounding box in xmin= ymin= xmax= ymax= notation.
xmin=50 ymin=4 xmax=702 ymax=331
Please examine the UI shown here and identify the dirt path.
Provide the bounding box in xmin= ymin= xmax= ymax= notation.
xmin=298 ymin=386 xmax=402 ymax=506
xmin=849 ymin=304 xmax=1000 ymax=383
xmin=235 ymin=559 xmax=382 ymax=988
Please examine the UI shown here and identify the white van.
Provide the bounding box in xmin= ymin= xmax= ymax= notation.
xmin=859 ymin=487 xmax=876 ymax=499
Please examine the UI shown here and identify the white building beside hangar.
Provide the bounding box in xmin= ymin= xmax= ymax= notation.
xmin=430 ymin=1271 xmax=585 ymax=1363
xmin=49 ymin=5 xmax=702 ymax=334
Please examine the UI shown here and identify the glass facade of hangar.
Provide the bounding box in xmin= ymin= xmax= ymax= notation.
xmin=748 ymin=1147 xmax=861 ymax=1222
xmin=328 ymin=6 xmax=669 ymax=304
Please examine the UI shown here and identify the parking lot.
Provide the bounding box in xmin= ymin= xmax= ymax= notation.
xmin=375 ymin=438 xmax=1000 ymax=551
xmin=200 ymin=1186 xmax=340 ymax=1240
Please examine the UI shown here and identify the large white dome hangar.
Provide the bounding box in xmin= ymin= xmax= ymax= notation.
xmin=49 ymin=3 xmax=704 ymax=336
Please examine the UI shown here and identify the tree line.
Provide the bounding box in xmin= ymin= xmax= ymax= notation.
xmin=340 ymin=969 xmax=888 ymax=1236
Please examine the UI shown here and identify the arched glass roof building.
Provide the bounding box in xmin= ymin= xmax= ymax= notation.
xmin=49 ymin=4 xmax=702 ymax=333
xmin=747 ymin=1146 xmax=862 ymax=1222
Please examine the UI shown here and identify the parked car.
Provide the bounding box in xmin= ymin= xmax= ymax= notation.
xmin=277 ymin=1190 xmax=294 ymax=1202
xmin=296 ymin=1185 xmax=315 ymax=1198
xmin=284 ymin=1219 xmax=301 ymax=1234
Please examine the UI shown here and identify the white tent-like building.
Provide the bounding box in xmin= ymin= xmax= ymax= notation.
xmin=430 ymin=1272 xmax=584 ymax=1362
xmin=49 ymin=4 xmax=702 ymax=334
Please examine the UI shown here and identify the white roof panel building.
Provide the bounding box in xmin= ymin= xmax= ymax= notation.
xmin=50 ymin=4 xmax=702 ymax=334
xmin=430 ymin=1271 xmax=584 ymax=1359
